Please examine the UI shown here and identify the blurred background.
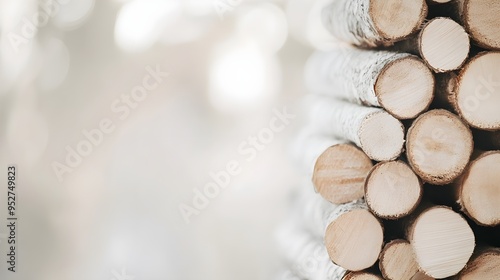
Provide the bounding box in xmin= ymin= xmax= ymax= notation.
xmin=0 ymin=0 xmax=337 ymax=279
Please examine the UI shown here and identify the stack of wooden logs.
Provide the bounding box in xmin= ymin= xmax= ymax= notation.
xmin=279 ymin=0 xmax=500 ymax=279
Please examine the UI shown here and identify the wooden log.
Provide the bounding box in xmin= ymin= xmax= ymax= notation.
xmin=453 ymin=52 xmax=500 ymax=130
xmin=406 ymin=206 xmax=475 ymax=279
xmin=324 ymin=201 xmax=384 ymax=271
xmin=293 ymin=129 xmax=347 ymax=175
xmin=410 ymin=272 xmax=434 ymax=280
xmin=364 ymin=161 xmax=422 ymax=219
xmin=379 ymin=239 xmax=420 ymax=280
xmin=308 ymin=95 xmax=405 ymax=161
xmin=456 ymin=247 xmax=500 ymax=279
xmin=321 ymin=0 xmax=428 ymax=47
xmin=452 ymin=0 xmax=500 ymax=50
xmin=294 ymin=186 xmax=338 ymax=236
xmin=418 ymin=17 xmax=470 ymax=73
xmin=452 ymin=151 xmax=500 ymax=226
xmin=343 ymin=271 xmax=384 ymax=280
xmin=294 ymin=130 xmax=374 ymax=204
xmin=406 ymin=109 xmax=473 ymax=185
xmin=313 ymin=143 xmax=373 ymax=204
xmin=277 ymin=224 xmax=347 ymax=280
xmin=305 ymin=48 xmax=434 ymax=119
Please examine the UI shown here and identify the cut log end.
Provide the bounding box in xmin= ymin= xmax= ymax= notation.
xmin=456 ymin=52 xmax=500 ymax=130
xmin=457 ymin=248 xmax=500 ymax=280
xmin=406 ymin=109 xmax=473 ymax=185
xmin=365 ymin=161 xmax=422 ymax=219
xmin=343 ymin=271 xmax=384 ymax=280
xmin=409 ymin=206 xmax=475 ymax=279
xmin=410 ymin=272 xmax=434 ymax=280
xmin=458 ymin=151 xmax=500 ymax=226
xmin=462 ymin=0 xmax=500 ymax=50
xmin=313 ymin=144 xmax=374 ymax=204
xmin=325 ymin=208 xmax=384 ymax=271
xmin=419 ymin=17 xmax=470 ymax=72
xmin=379 ymin=239 xmax=419 ymax=280
xmin=375 ymin=56 xmax=434 ymax=119
xmin=360 ymin=111 xmax=405 ymax=161
xmin=369 ymin=0 xmax=427 ymax=41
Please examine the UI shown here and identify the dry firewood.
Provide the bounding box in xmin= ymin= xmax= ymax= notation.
xmin=406 ymin=205 xmax=475 ymax=278
xmin=379 ymin=239 xmax=420 ymax=280
xmin=305 ymin=48 xmax=434 ymax=119
xmin=324 ymin=201 xmax=384 ymax=272
xmin=342 ymin=271 xmax=384 ymax=280
xmin=456 ymin=247 xmax=500 ymax=279
xmin=308 ymin=95 xmax=405 ymax=161
xmin=364 ymin=161 xmax=422 ymax=219
xmin=406 ymin=109 xmax=473 ymax=185
xmin=452 ymin=0 xmax=500 ymax=50
xmin=452 ymin=150 xmax=500 ymax=226
xmin=321 ymin=0 xmax=428 ymax=47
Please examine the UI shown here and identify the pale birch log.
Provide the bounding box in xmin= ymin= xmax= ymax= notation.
xmin=305 ymin=48 xmax=434 ymax=119
xmin=406 ymin=205 xmax=475 ymax=279
xmin=379 ymin=239 xmax=420 ymax=280
xmin=308 ymin=95 xmax=405 ymax=161
xmin=452 ymin=0 xmax=500 ymax=50
xmin=324 ymin=201 xmax=384 ymax=271
xmin=365 ymin=161 xmax=422 ymax=219
xmin=312 ymin=143 xmax=373 ymax=204
xmin=342 ymin=272 xmax=384 ymax=280
xmin=452 ymin=52 xmax=500 ymax=130
xmin=293 ymin=130 xmax=373 ymax=204
xmin=321 ymin=0 xmax=428 ymax=47
xmin=392 ymin=17 xmax=469 ymax=72
xmin=452 ymin=150 xmax=500 ymax=226
xmin=410 ymin=272 xmax=435 ymax=280
xmin=419 ymin=18 xmax=470 ymax=73
xmin=456 ymin=247 xmax=500 ymax=280
xmin=276 ymin=225 xmax=347 ymax=280
xmin=406 ymin=109 xmax=473 ymax=185
xmin=293 ymin=186 xmax=339 ymax=236
xmin=293 ymin=129 xmax=347 ymax=175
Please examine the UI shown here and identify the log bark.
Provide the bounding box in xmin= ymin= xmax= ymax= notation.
xmin=321 ymin=0 xmax=428 ymax=47
xmin=406 ymin=205 xmax=475 ymax=279
xmin=406 ymin=109 xmax=473 ymax=185
xmin=379 ymin=239 xmax=420 ymax=280
xmin=452 ymin=0 xmax=500 ymax=50
xmin=324 ymin=201 xmax=384 ymax=272
xmin=456 ymin=247 xmax=500 ymax=280
xmin=277 ymin=225 xmax=347 ymax=280
xmin=305 ymin=48 xmax=434 ymax=119
xmin=308 ymin=95 xmax=405 ymax=161
xmin=452 ymin=151 xmax=500 ymax=226
xmin=365 ymin=161 xmax=422 ymax=219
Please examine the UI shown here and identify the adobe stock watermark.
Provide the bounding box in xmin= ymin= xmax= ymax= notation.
xmin=51 ymin=65 xmax=169 ymax=182
xmin=8 ymin=0 xmax=70 ymax=52
xmin=178 ymin=106 xmax=295 ymax=224
xmin=110 ymin=267 xmax=134 ymax=280
xmin=462 ymin=74 xmax=500 ymax=113
xmin=213 ymin=0 xmax=242 ymax=20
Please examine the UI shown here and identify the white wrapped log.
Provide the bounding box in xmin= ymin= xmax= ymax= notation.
xmin=308 ymin=95 xmax=405 ymax=162
xmin=305 ymin=48 xmax=434 ymax=119
xmin=324 ymin=200 xmax=384 ymax=271
xmin=276 ymin=224 xmax=347 ymax=280
xmin=321 ymin=0 xmax=428 ymax=47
